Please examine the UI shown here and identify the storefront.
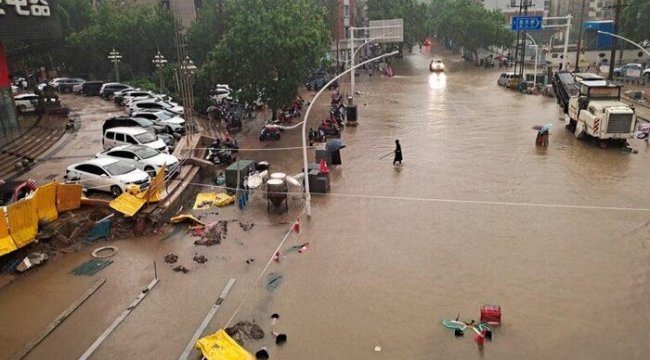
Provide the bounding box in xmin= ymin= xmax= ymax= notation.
xmin=0 ymin=1 xmax=62 ymax=137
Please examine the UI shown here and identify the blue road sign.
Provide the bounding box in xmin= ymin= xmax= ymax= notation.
xmin=511 ymin=16 xmax=543 ymax=31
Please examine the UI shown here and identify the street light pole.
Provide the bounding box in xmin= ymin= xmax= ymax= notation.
xmin=300 ymin=51 xmax=399 ymax=217
xmin=348 ymin=33 xmax=390 ymax=97
xmin=597 ymin=31 xmax=650 ymax=59
xmin=180 ymin=56 xmax=197 ymax=138
xmin=152 ymin=51 xmax=168 ymax=91
xmin=524 ymin=33 xmax=538 ymax=87
xmin=107 ymin=48 xmax=122 ymax=82
xmin=575 ymin=0 xmax=587 ymax=72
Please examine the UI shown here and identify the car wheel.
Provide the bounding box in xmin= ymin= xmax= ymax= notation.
xmin=645 ymin=74 xmax=650 ymax=85
xmin=274 ymin=133 xmax=281 ymax=140
xmin=16 ymin=105 xmax=26 ymax=113
xmin=259 ymin=135 xmax=265 ymax=141
xmin=111 ymin=185 xmax=123 ymax=197
xmin=145 ymin=166 xmax=156 ymax=178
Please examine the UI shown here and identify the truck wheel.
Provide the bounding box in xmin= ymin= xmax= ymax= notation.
xmin=645 ymin=74 xmax=650 ymax=85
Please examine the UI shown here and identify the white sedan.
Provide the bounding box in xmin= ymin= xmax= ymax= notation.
xmin=64 ymin=157 xmax=151 ymax=197
xmin=429 ymin=58 xmax=445 ymax=72
xmin=129 ymin=99 xmax=184 ymax=115
xmin=14 ymin=93 xmax=39 ymax=113
xmin=96 ymin=144 xmax=180 ymax=177
xmin=131 ymin=110 xmax=186 ymax=134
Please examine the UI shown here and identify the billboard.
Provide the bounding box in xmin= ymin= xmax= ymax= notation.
xmin=368 ymin=19 xmax=404 ymax=43
xmin=0 ymin=0 xmax=62 ymax=40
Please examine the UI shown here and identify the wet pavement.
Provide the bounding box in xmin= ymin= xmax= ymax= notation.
xmin=2 ymin=45 xmax=650 ymax=359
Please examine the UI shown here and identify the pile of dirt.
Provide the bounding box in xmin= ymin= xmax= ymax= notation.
xmin=225 ymin=321 xmax=265 ymax=345
xmin=194 ymin=221 xmax=228 ymax=246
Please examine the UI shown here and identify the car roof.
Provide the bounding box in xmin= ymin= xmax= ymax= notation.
xmin=107 ymin=144 xmax=150 ymax=153
xmin=15 ymin=93 xmax=37 ymax=98
xmin=104 ymin=126 xmax=149 ymax=135
xmin=79 ymin=157 xmax=120 ymax=167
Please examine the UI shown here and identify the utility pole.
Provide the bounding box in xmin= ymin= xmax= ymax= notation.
xmin=575 ymin=0 xmax=587 ymax=72
xmin=608 ymin=0 xmax=623 ymax=80
xmin=335 ymin=0 xmax=340 ymax=72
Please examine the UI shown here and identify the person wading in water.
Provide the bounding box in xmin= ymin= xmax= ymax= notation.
xmin=393 ymin=139 xmax=403 ymax=165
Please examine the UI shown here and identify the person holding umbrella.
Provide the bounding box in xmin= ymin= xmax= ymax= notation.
xmin=393 ymin=139 xmax=403 ymax=165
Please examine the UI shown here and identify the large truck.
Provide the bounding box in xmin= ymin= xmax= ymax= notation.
xmin=552 ymin=71 xmax=605 ymax=113
xmin=567 ymin=79 xmax=636 ymax=146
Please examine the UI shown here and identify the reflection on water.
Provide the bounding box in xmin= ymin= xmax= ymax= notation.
xmin=428 ymin=72 xmax=447 ymax=91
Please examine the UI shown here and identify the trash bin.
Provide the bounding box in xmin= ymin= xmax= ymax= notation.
xmin=346 ymin=105 xmax=358 ymax=124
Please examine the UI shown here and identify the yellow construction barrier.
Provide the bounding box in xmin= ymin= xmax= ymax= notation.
xmin=0 ymin=209 xmax=17 ymax=257
xmin=109 ymin=193 xmax=146 ymax=217
xmin=195 ymin=329 xmax=253 ymax=360
xmin=193 ymin=192 xmax=235 ymax=210
xmin=33 ymin=182 xmax=59 ymax=223
xmin=7 ymin=198 xmax=39 ymax=248
xmin=143 ymin=165 xmax=165 ymax=203
xmin=56 ymin=183 xmax=83 ymax=212
xmin=169 ymin=214 xmax=204 ymax=226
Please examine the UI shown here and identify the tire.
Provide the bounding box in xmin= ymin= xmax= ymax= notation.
xmin=273 ymin=133 xmax=281 ymax=140
xmin=145 ymin=166 xmax=156 ymax=178
xmin=167 ymin=126 xmax=174 ymax=134
xmin=259 ymin=135 xmax=265 ymax=141
xmin=16 ymin=105 xmax=26 ymax=113
xmin=111 ymin=185 xmax=123 ymax=197
xmin=645 ymin=74 xmax=650 ymax=85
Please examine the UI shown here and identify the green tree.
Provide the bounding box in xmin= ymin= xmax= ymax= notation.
xmin=367 ymin=0 xmax=432 ymax=49
xmin=186 ymin=0 xmax=232 ymax=64
xmin=433 ymin=0 xmax=512 ymax=60
xmin=621 ymin=0 xmax=650 ymax=44
xmin=204 ymin=0 xmax=330 ymax=118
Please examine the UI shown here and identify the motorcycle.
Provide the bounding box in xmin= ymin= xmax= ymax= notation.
xmin=259 ymin=125 xmax=282 ymax=141
xmin=309 ymin=128 xmax=326 ymax=143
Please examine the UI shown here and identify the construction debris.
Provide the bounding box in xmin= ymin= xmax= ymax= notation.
xmin=225 ymin=321 xmax=265 ymax=345
xmin=172 ymin=265 xmax=189 ymax=273
xmin=164 ymin=253 xmax=179 ymax=264
xmin=194 ymin=221 xmax=228 ymax=246
xmin=239 ymin=220 xmax=255 ymax=231
xmin=193 ymin=253 xmax=208 ymax=264
xmin=15 ymin=252 xmax=48 ymax=272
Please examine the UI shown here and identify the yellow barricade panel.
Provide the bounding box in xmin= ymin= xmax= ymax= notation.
xmin=7 ymin=198 xmax=38 ymax=248
xmin=34 ymin=182 xmax=59 ymax=223
xmin=195 ymin=329 xmax=253 ymax=360
xmin=146 ymin=165 xmax=165 ymax=203
xmin=109 ymin=193 xmax=146 ymax=217
xmin=56 ymin=184 xmax=83 ymax=212
xmin=0 ymin=210 xmax=17 ymax=256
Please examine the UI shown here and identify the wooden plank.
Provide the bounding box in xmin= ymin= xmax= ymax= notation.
xmin=177 ymin=278 xmax=237 ymax=360
xmin=78 ymin=278 xmax=159 ymax=360
xmin=14 ymin=279 xmax=106 ymax=360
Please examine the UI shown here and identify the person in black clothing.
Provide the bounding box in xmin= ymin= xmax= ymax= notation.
xmin=393 ymin=139 xmax=403 ymax=165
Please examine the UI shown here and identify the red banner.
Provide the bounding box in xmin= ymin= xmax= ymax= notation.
xmin=0 ymin=43 xmax=9 ymax=88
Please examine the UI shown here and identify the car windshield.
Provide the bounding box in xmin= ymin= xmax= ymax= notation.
xmin=133 ymin=146 xmax=159 ymax=159
xmin=135 ymin=118 xmax=154 ymax=127
xmin=134 ymin=132 xmax=157 ymax=143
xmin=157 ymin=112 xmax=173 ymax=120
xmin=104 ymin=161 xmax=135 ymax=176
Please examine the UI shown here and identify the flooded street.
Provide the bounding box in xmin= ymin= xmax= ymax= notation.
xmin=2 ymin=47 xmax=650 ymax=360
xmin=233 ymin=47 xmax=650 ymax=359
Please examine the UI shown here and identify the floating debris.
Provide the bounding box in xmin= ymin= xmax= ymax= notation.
xmin=266 ymin=272 xmax=283 ymax=291
xmin=164 ymin=253 xmax=179 ymax=264
xmin=172 ymin=265 xmax=189 ymax=273
xmin=193 ymin=253 xmax=208 ymax=264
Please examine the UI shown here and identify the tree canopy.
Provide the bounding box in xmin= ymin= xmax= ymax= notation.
xmin=186 ymin=0 xmax=232 ymax=64
xmin=621 ymin=0 xmax=650 ymax=44
xmin=204 ymin=0 xmax=330 ymax=113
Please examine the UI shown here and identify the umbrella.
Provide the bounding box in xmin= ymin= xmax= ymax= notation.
xmin=326 ymin=138 xmax=345 ymax=152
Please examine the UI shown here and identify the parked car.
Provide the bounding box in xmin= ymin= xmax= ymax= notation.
xmin=13 ymin=93 xmax=39 ymax=113
xmin=113 ymin=88 xmax=142 ymax=105
xmin=102 ymin=116 xmax=167 ymax=135
xmin=103 ymin=126 xmax=168 ymax=153
xmin=48 ymin=77 xmax=70 ymax=88
xmin=80 ymin=81 xmax=104 ymax=96
xmin=121 ymin=90 xmax=157 ymax=107
xmin=100 ymin=83 xmax=131 ymax=99
xmin=131 ymin=110 xmax=186 ymax=134
xmin=209 ymin=84 xmax=232 ymax=104
xmin=128 ymin=99 xmax=184 ymax=115
xmin=613 ymin=63 xmax=643 ymax=78
xmin=305 ymin=72 xmax=337 ymax=91
xmin=64 ymin=157 xmax=150 ymax=197
xmin=645 ymin=68 xmax=650 ymax=84
xmin=96 ymin=145 xmax=180 ymax=177
xmin=56 ymin=78 xmax=85 ymax=93
xmin=497 ymin=72 xmax=522 ymax=88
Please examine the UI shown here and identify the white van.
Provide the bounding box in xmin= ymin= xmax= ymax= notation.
xmin=103 ymin=127 xmax=168 ymax=153
xmin=497 ymin=72 xmax=522 ymax=88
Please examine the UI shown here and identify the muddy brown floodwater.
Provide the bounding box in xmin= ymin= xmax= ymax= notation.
xmin=2 ymin=45 xmax=650 ymax=360
xmin=229 ymin=47 xmax=650 ymax=359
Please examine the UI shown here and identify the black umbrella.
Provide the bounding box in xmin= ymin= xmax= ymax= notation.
xmin=326 ymin=138 xmax=345 ymax=152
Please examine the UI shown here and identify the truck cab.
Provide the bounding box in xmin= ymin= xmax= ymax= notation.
xmin=567 ymin=80 xmax=636 ymax=144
